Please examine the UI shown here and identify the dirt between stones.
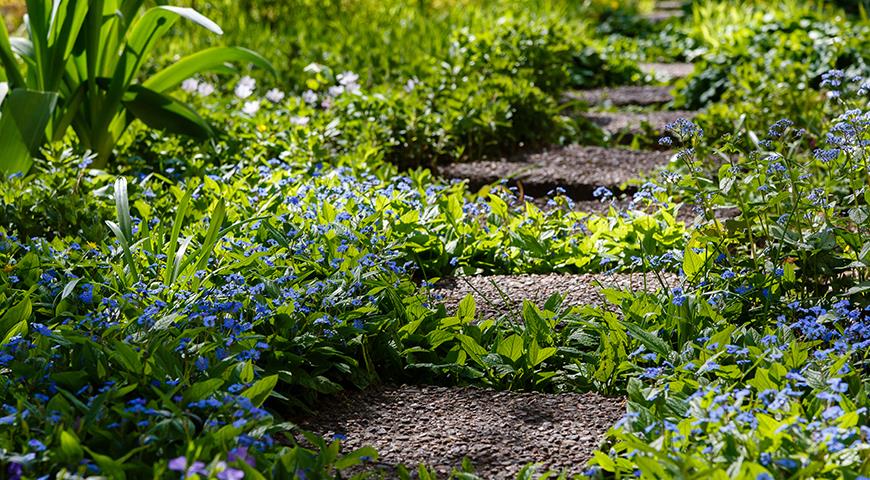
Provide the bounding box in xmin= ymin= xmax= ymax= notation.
xmin=432 ymin=272 xmax=677 ymax=321
xmin=297 ymin=385 xmax=625 ymax=479
xmin=438 ymin=145 xmax=673 ymax=199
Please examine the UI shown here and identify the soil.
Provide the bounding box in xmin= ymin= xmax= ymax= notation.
xmin=297 ymin=385 xmax=626 ymax=479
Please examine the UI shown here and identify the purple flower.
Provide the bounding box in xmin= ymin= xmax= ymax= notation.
xmin=168 ymin=457 xmax=187 ymax=472
xmin=217 ymin=468 xmax=245 ymax=480
xmin=228 ymin=447 xmax=256 ymax=467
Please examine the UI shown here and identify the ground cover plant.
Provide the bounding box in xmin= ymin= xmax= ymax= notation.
xmin=0 ymin=0 xmax=868 ymax=478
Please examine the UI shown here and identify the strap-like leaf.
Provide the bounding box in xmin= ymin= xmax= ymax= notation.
xmin=0 ymin=89 xmax=58 ymax=175
xmin=144 ymin=47 xmax=276 ymax=93
xmin=0 ymin=16 xmax=26 ymax=88
xmin=122 ymin=84 xmax=213 ymax=139
xmin=125 ymin=6 xmax=223 ymax=84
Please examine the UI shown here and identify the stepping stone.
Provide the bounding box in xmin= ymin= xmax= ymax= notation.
xmin=642 ymin=9 xmax=684 ymax=23
xmin=432 ymin=273 xmax=677 ymax=321
xmin=639 ymin=62 xmax=694 ymax=81
xmin=583 ymin=110 xmax=696 ymax=141
xmin=565 ymin=85 xmax=674 ymax=107
xmin=656 ymin=0 xmax=686 ymax=9
xmin=438 ymin=145 xmax=673 ymax=199
xmin=298 ymin=385 xmax=625 ymax=479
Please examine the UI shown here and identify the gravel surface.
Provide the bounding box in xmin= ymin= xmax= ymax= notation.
xmin=432 ymin=273 xmax=677 ymax=321
xmin=639 ymin=62 xmax=695 ymax=81
xmin=438 ymin=145 xmax=673 ymax=199
xmin=583 ymin=110 xmax=696 ymax=139
xmin=565 ymin=85 xmax=674 ymax=107
xmin=298 ymin=385 xmax=625 ymax=479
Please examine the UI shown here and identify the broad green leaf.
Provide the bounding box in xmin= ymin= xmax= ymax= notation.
xmin=457 ymin=294 xmax=475 ymax=322
xmin=683 ymin=244 xmax=706 ymax=278
xmin=528 ymin=339 xmax=556 ymax=366
xmin=122 ymin=85 xmax=213 ymax=139
xmin=0 ymin=296 xmax=31 ymax=344
xmin=496 ymin=334 xmax=523 ymax=362
xmin=241 ymin=375 xmax=278 ymax=407
xmin=145 ymin=47 xmax=275 ymax=93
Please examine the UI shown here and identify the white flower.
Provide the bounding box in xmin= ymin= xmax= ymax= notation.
xmin=235 ymin=76 xmax=256 ymax=99
xmin=242 ymin=100 xmax=260 ymax=115
xmin=181 ymin=78 xmax=199 ymax=93
xmin=337 ymin=71 xmax=359 ymax=86
xmin=197 ymin=82 xmax=215 ymax=97
xmin=265 ymin=88 xmax=285 ymax=103
xmin=344 ymin=82 xmax=361 ymax=95
xmin=290 ymin=116 xmax=310 ymax=126
xmin=328 ymin=85 xmax=345 ymax=97
xmin=302 ymin=90 xmax=318 ymax=105
xmin=404 ymin=78 xmax=418 ymax=92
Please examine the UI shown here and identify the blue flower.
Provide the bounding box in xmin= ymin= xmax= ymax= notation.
xmin=79 ymin=284 xmax=94 ymax=304
xmin=28 ymin=439 xmax=46 ymax=452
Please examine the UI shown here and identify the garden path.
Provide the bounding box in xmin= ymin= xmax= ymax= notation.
xmin=298 ymin=385 xmax=624 ymax=479
xmin=300 ymin=6 xmax=695 ymax=475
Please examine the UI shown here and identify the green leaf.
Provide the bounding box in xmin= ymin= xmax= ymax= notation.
xmin=106 ymin=220 xmax=139 ymax=282
xmin=621 ymin=321 xmax=672 ymax=359
xmin=110 ymin=341 xmax=143 ymax=374
xmin=0 ymin=89 xmax=58 ymax=175
xmin=0 ymin=296 xmax=31 ymax=344
xmin=593 ymin=451 xmax=616 ymax=472
xmin=682 ymin=244 xmax=706 ymax=278
xmin=241 ymin=375 xmax=278 ymax=408
xmin=114 ymin=177 xmax=133 ymax=243
xmin=59 ymin=430 xmax=84 ymax=464
xmin=457 ymin=294 xmax=475 ymax=322
xmin=496 ymin=334 xmax=524 ymax=362
xmin=145 ymin=47 xmax=276 ymax=93
xmin=334 ymin=446 xmax=379 ymax=470
xmin=123 ymin=85 xmax=213 ymax=139
xmin=82 ymin=447 xmax=126 ymax=479
xmin=521 ymin=300 xmax=548 ymax=341
xmin=528 ymin=339 xmax=556 ymax=367
xmin=183 ymin=378 xmax=224 ymax=404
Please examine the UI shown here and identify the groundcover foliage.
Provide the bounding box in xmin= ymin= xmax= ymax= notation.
xmin=0 ymin=0 xmax=868 ymax=478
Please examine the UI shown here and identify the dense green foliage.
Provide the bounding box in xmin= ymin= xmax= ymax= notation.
xmin=0 ymin=0 xmax=868 ymax=478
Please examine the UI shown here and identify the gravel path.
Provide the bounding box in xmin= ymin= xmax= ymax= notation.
xmin=639 ymin=62 xmax=695 ymax=81
xmin=438 ymin=145 xmax=673 ymax=199
xmin=298 ymin=385 xmax=625 ymax=479
xmin=583 ymin=110 xmax=696 ymax=139
xmin=565 ymin=85 xmax=674 ymax=107
xmin=432 ymin=273 xmax=677 ymax=321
